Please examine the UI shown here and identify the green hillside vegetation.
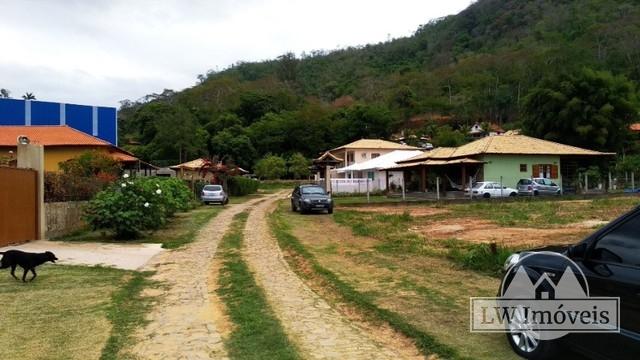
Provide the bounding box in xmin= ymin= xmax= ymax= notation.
xmin=118 ymin=0 xmax=640 ymax=169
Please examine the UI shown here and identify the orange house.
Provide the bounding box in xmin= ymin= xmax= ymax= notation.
xmin=0 ymin=125 xmax=146 ymax=172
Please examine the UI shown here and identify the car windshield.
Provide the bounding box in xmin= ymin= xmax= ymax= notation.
xmin=472 ymin=183 xmax=486 ymax=189
xmin=301 ymin=186 xmax=326 ymax=195
xmin=203 ymin=185 xmax=222 ymax=191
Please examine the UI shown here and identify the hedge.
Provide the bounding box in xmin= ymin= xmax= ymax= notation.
xmin=227 ymin=176 xmax=259 ymax=196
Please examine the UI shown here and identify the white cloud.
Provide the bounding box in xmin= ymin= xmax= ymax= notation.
xmin=0 ymin=0 xmax=472 ymax=106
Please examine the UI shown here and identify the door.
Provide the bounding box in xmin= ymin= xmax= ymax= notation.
xmin=0 ymin=167 xmax=38 ymax=246
xmin=574 ymin=213 xmax=640 ymax=358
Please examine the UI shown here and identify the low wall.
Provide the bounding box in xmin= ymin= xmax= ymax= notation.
xmin=45 ymin=201 xmax=88 ymax=239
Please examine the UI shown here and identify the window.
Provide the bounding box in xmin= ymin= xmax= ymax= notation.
xmin=371 ymin=153 xmax=380 ymax=159
xmin=347 ymin=152 xmax=355 ymax=165
xmin=591 ymin=214 xmax=640 ymax=266
xmin=361 ymin=153 xmax=368 ymax=159
xmin=520 ymin=164 xmax=527 ymax=172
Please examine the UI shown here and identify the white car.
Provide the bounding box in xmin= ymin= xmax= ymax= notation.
xmin=465 ymin=181 xmax=518 ymax=198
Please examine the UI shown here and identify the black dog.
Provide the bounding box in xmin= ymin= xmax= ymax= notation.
xmin=0 ymin=250 xmax=58 ymax=282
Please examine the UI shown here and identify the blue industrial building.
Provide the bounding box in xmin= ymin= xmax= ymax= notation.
xmin=0 ymin=98 xmax=117 ymax=145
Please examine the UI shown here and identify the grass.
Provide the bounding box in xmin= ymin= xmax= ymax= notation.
xmin=57 ymin=204 xmax=225 ymax=249
xmin=447 ymin=195 xmax=640 ymax=227
xmin=269 ymin=208 xmax=465 ymax=360
xmin=217 ymin=211 xmax=301 ymax=360
xmin=100 ymin=271 xmax=155 ymax=360
xmin=0 ymin=265 xmax=150 ymax=360
xmin=443 ymin=239 xmax=513 ymax=276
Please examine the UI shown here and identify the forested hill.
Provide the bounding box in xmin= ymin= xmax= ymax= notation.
xmin=118 ymin=0 xmax=640 ymax=169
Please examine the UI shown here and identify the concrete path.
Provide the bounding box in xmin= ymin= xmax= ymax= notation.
xmin=0 ymin=240 xmax=163 ymax=270
xmin=131 ymin=196 xmax=266 ymax=360
xmin=243 ymin=194 xmax=408 ymax=360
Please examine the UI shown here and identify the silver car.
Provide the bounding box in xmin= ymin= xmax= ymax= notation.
xmin=201 ymin=184 xmax=229 ymax=205
xmin=516 ymin=178 xmax=561 ymax=196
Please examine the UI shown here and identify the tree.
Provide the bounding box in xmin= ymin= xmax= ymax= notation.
xmin=59 ymin=150 xmax=121 ymax=177
xmin=522 ymin=69 xmax=638 ymax=152
xmin=0 ymin=88 xmax=10 ymax=98
xmin=254 ymin=154 xmax=286 ymax=180
xmin=431 ymin=125 xmax=468 ymax=147
xmin=151 ymin=105 xmax=207 ymax=163
xmin=209 ymin=129 xmax=256 ymax=170
xmin=288 ymin=153 xmax=310 ymax=179
xmin=22 ymin=92 xmax=36 ymax=100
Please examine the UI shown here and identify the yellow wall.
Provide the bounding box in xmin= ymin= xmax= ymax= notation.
xmin=0 ymin=146 xmax=108 ymax=172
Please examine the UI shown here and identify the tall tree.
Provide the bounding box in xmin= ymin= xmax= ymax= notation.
xmin=0 ymin=88 xmax=10 ymax=98
xmin=22 ymin=92 xmax=36 ymax=100
xmin=522 ymin=68 xmax=638 ymax=152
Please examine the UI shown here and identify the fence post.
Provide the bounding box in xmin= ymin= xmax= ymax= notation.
xmin=366 ymin=179 xmax=370 ymax=203
xmin=632 ymin=172 xmax=636 ymax=192
xmin=402 ymin=174 xmax=406 ymax=201
xmin=469 ymin=176 xmax=473 ymax=200
xmin=500 ymin=176 xmax=503 ymax=197
xmin=436 ymin=176 xmax=440 ymax=201
xmin=585 ymin=173 xmax=588 ymax=194
xmin=608 ymin=171 xmax=612 ymax=192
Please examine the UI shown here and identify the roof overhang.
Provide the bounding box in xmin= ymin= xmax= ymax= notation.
xmin=383 ymin=158 xmax=485 ymax=170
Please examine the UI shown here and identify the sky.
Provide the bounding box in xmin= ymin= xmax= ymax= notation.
xmin=0 ymin=0 xmax=473 ymax=107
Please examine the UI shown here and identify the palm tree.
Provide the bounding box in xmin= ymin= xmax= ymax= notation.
xmin=22 ymin=92 xmax=36 ymax=100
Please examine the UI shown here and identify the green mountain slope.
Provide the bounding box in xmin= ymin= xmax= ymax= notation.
xmin=119 ymin=0 xmax=640 ymax=167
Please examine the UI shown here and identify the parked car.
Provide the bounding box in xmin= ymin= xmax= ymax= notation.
xmin=517 ymin=178 xmax=561 ymax=196
xmin=201 ymin=184 xmax=228 ymax=205
xmin=291 ymin=184 xmax=333 ymax=214
xmin=465 ymin=181 xmax=518 ymax=198
xmin=500 ymin=205 xmax=640 ymax=359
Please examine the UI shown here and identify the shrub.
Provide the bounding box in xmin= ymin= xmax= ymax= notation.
xmin=254 ymin=154 xmax=286 ymax=180
xmin=45 ymin=172 xmax=115 ymax=202
xmin=59 ymin=150 xmax=121 ymax=177
xmin=227 ymin=176 xmax=259 ymax=196
xmin=84 ymin=175 xmax=193 ymax=239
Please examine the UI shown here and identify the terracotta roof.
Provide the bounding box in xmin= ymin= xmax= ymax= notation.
xmin=0 ymin=125 xmax=110 ymax=147
xmin=401 ymin=134 xmax=613 ymax=162
xmin=630 ymin=123 xmax=640 ymax=132
xmin=331 ymin=139 xmax=420 ymax=151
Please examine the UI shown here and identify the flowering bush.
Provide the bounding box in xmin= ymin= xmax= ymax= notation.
xmin=84 ymin=176 xmax=193 ymax=239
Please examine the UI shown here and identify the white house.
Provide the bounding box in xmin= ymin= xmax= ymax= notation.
xmin=334 ymin=150 xmax=423 ymax=191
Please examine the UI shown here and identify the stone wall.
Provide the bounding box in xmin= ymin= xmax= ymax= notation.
xmin=45 ymin=201 xmax=88 ymax=239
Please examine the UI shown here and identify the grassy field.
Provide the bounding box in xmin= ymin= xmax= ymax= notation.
xmin=266 ymin=196 xmax=640 ymax=359
xmin=216 ymin=211 xmax=301 ymax=360
xmin=0 ymin=265 xmax=152 ymax=360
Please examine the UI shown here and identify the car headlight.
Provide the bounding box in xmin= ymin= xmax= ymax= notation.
xmin=503 ymin=253 xmax=520 ymax=271
xmin=327 ymin=198 xmax=332 ymax=202
xmin=303 ymin=198 xmax=311 ymax=203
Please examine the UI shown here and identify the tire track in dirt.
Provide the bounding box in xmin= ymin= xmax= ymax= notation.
xmin=131 ymin=196 xmax=268 ymax=360
xmin=243 ymin=193 xmax=411 ymax=360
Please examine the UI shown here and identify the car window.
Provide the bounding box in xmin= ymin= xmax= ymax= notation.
xmin=591 ymin=214 xmax=640 ymax=266
xmin=301 ymin=186 xmax=326 ymax=195
xmin=518 ymin=179 xmax=530 ymax=185
xmin=203 ymin=185 xmax=222 ymax=191
xmin=485 ymin=183 xmax=494 ymax=189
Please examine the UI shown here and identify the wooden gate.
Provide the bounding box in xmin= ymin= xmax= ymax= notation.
xmin=0 ymin=167 xmax=38 ymax=246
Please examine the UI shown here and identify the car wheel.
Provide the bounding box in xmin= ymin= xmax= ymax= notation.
xmin=510 ymin=192 xmax=517 ymax=197
xmin=291 ymin=201 xmax=297 ymax=212
xmin=224 ymin=198 xmax=229 ymax=205
xmin=533 ymin=190 xmax=539 ymax=196
xmin=556 ymin=190 xmax=561 ymax=195
xmin=483 ymin=192 xmax=491 ymax=199
xmin=506 ymin=310 xmax=559 ymax=359
xmin=328 ymin=207 xmax=333 ymax=214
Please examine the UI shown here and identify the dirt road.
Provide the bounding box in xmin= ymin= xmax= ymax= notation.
xmin=243 ymin=194 xmax=412 ymax=360
xmin=131 ymin=196 xmax=265 ymax=360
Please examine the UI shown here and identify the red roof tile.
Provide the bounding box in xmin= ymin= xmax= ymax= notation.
xmin=0 ymin=125 xmax=110 ymax=146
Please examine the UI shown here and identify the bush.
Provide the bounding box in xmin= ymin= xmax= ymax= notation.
xmin=254 ymin=154 xmax=286 ymax=179
xmin=45 ymin=172 xmax=115 ymax=202
xmin=227 ymin=176 xmax=259 ymax=196
xmin=84 ymin=175 xmax=193 ymax=239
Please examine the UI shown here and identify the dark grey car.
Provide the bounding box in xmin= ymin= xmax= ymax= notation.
xmin=517 ymin=178 xmax=561 ymax=196
xmin=291 ymin=184 xmax=333 ymax=214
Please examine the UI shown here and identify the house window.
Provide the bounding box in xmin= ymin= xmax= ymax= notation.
xmin=361 ymin=153 xmax=368 ymax=159
xmin=347 ymin=151 xmax=355 ymax=165
xmin=520 ymin=164 xmax=527 ymax=172
xmin=371 ymin=153 xmax=380 ymax=159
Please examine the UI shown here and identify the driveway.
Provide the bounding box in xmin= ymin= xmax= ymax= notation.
xmin=0 ymin=240 xmax=163 ymax=270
